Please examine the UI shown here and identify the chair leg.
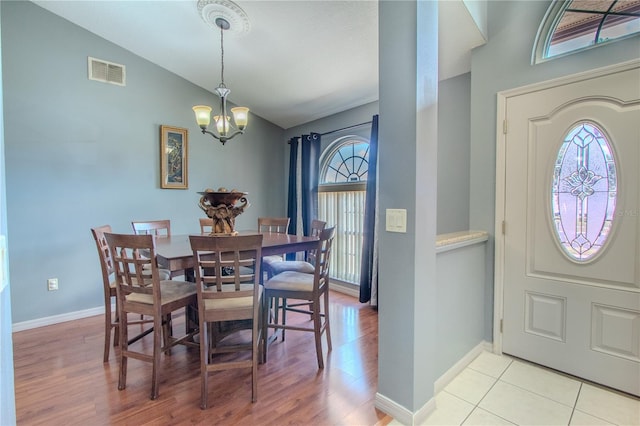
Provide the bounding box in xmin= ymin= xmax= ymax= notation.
xmin=251 ymin=322 xmax=258 ymax=402
xmin=200 ymin=321 xmax=210 ymax=409
xmin=113 ymin=306 xmax=120 ymax=348
xmin=162 ymin=313 xmax=173 ymax=350
xmin=312 ymin=302 xmax=324 ymax=369
xmin=281 ymin=297 xmax=287 ymax=341
xmin=104 ymin=302 xmax=112 ymax=363
xmin=323 ymin=290 xmax=332 ymax=352
xmin=262 ymin=295 xmax=270 ymax=363
xmin=150 ymin=315 xmax=162 ymax=400
xmin=117 ymin=308 xmax=128 ymax=391
xmin=272 ymin=297 xmax=280 ymax=337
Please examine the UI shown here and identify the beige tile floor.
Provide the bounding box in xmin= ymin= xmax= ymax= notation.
xmin=391 ymin=352 xmax=640 ymax=426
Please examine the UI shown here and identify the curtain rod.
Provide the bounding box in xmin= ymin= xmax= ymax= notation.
xmin=287 ymin=120 xmax=373 ymax=144
xmin=319 ymin=120 xmax=373 ymax=137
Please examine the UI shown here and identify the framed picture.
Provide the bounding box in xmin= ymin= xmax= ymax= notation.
xmin=160 ymin=125 xmax=188 ymax=189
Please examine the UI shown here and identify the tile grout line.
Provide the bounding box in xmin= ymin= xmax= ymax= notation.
xmin=460 ymin=358 xmax=516 ymax=425
xmin=493 ymin=360 xmax=584 ymax=412
xmin=567 ymin=382 xmax=583 ymax=425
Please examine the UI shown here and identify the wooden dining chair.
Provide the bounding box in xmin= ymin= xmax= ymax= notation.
xmin=189 ymin=234 xmax=264 ymax=409
xmin=257 ymin=217 xmax=290 ymax=278
xmin=91 ymin=225 xmax=158 ymax=362
xmin=199 ymin=217 xmax=214 ymax=234
xmin=269 ymin=219 xmax=326 ymax=276
xmin=262 ymin=227 xmax=335 ymax=369
xmin=105 ymin=232 xmax=198 ymax=400
xmin=268 ymin=219 xmax=327 ymax=336
xmin=131 ymin=219 xmax=171 ymax=236
xmin=132 ymin=219 xmax=184 ymax=278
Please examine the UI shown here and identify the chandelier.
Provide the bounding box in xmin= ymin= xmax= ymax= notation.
xmin=193 ymin=16 xmax=249 ymax=145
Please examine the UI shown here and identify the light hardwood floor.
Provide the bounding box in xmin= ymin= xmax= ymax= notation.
xmin=13 ymin=291 xmax=391 ymax=425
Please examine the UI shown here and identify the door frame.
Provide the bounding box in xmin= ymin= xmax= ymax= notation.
xmin=493 ymin=58 xmax=640 ymax=355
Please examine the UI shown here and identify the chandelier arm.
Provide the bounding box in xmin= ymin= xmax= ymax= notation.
xmin=200 ymin=128 xmax=244 ymax=146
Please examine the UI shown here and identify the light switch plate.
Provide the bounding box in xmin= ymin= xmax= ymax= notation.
xmin=386 ymin=209 xmax=407 ymax=233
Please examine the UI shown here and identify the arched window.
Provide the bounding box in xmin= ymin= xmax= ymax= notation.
xmin=318 ymin=136 xmax=370 ymax=285
xmin=533 ymin=0 xmax=640 ymax=63
xmin=320 ymin=136 xmax=369 ymax=187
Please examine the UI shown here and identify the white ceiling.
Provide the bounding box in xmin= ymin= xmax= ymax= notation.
xmin=32 ymin=0 xmax=486 ymax=129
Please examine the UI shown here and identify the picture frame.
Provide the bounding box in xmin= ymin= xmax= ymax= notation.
xmin=160 ymin=125 xmax=188 ymax=189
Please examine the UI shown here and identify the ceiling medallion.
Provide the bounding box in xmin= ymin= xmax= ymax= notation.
xmin=197 ymin=0 xmax=250 ymax=36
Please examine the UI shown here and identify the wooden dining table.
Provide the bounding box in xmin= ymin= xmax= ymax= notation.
xmin=154 ymin=231 xmax=318 ymax=338
xmin=154 ymin=231 xmax=319 ymax=277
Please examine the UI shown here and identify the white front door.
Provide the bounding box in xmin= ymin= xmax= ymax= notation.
xmin=501 ymin=63 xmax=640 ymax=396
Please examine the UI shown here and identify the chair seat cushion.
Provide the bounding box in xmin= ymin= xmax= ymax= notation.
xmin=203 ymin=284 xmax=263 ymax=310
xmin=264 ymin=271 xmax=314 ymax=293
xmin=262 ymin=255 xmax=284 ymax=266
xmin=126 ymin=280 xmax=196 ymax=305
xmin=270 ymin=260 xmax=315 ymax=275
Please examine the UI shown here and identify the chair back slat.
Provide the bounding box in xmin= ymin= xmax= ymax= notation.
xmin=105 ymin=233 xmax=160 ymax=301
xmin=91 ymin=225 xmax=114 ymax=281
xmin=189 ymin=235 xmax=263 ymax=299
xmin=131 ymin=220 xmax=171 ymax=237
xmin=314 ymin=226 xmax=336 ymax=292
xmin=199 ymin=218 xmax=214 ymax=234
xmin=258 ymin=217 xmax=290 ymax=234
xmin=306 ymin=220 xmax=327 ymax=265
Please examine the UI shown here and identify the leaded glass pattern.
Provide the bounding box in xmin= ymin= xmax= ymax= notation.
xmin=552 ymin=122 xmax=618 ymax=262
xmin=321 ymin=140 xmax=369 ymax=183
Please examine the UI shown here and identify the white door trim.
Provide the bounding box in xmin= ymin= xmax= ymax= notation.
xmin=493 ymin=58 xmax=640 ymax=355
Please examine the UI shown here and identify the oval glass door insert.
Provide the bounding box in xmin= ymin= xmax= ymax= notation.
xmin=552 ymin=121 xmax=617 ymax=262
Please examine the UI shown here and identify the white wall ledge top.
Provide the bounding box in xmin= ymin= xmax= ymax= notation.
xmin=436 ymin=230 xmax=489 ymax=253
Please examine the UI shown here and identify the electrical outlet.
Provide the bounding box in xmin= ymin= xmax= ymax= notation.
xmin=47 ymin=278 xmax=59 ymax=291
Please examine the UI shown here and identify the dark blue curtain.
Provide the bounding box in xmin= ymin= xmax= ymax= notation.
xmin=286 ymin=137 xmax=299 ymax=260
xmin=301 ymin=133 xmax=320 ymax=236
xmin=359 ymin=115 xmax=379 ymax=304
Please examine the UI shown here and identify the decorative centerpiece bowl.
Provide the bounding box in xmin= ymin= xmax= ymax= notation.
xmin=198 ymin=188 xmax=250 ymax=235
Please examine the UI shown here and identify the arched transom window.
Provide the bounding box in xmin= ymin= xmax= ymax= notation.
xmin=534 ymin=0 xmax=640 ymax=62
xmin=320 ymin=136 xmax=369 ymax=186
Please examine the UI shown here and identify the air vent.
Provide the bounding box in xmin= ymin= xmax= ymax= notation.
xmin=88 ymin=57 xmax=126 ymax=86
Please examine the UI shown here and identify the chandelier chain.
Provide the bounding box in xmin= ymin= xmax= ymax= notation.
xmin=219 ymin=24 xmax=225 ymax=87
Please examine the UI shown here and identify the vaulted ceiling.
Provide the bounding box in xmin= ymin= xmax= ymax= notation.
xmin=32 ymin=0 xmax=486 ymax=129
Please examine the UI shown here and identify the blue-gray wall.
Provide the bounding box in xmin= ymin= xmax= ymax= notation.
xmin=286 ymin=72 xmax=472 ymax=237
xmin=470 ymin=0 xmax=640 ymax=341
xmin=438 ymin=72 xmax=470 ymax=234
xmin=2 ymin=1 xmax=286 ymax=324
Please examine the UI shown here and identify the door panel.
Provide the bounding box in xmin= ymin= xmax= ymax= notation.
xmin=502 ymin=65 xmax=640 ymax=396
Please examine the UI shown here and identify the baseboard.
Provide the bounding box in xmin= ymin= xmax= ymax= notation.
xmin=329 ymin=281 xmax=360 ymax=298
xmin=414 ymin=396 xmax=437 ymax=425
xmin=375 ymin=393 xmax=414 ymax=425
xmin=12 ymin=305 xmax=106 ymax=333
xmin=13 ymin=282 xmax=362 ymax=333
xmin=434 ymin=340 xmax=492 ymax=394
xmin=375 ymin=341 xmax=491 ymax=424
xmin=375 ymin=392 xmax=436 ymax=426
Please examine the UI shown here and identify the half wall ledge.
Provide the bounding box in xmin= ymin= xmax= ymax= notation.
xmin=436 ymin=230 xmax=489 ymax=254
